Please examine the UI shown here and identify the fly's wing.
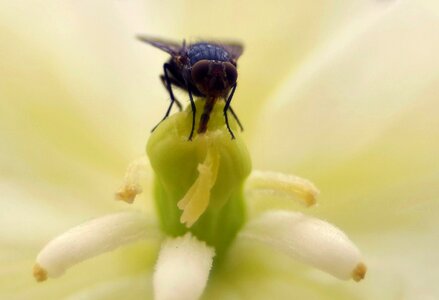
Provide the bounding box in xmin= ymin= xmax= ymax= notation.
xmin=136 ymin=35 xmax=182 ymax=55
xmin=221 ymin=42 xmax=244 ymax=60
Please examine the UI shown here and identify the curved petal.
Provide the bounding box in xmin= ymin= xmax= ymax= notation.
xmin=0 ymin=2 xmax=157 ymax=211
xmin=204 ymin=242 xmax=364 ymax=300
xmin=251 ymin=1 xmax=439 ymax=235
xmin=64 ymin=273 xmax=152 ymax=300
xmin=34 ymin=212 xmax=159 ymax=281
xmin=1 ymin=242 xmax=159 ymax=300
xmin=240 ymin=211 xmax=366 ymax=281
xmin=0 ymin=1 xmax=396 ymax=153
xmin=254 ymin=1 xmax=439 ymax=172
xmin=176 ymin=1 xmax=395 ymax=124
xmin=153 ymin=233 xmax=215 ymax=300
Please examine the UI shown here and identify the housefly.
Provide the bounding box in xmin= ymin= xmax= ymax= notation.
xmin=137 ymin=35 xmax=244 ymax=140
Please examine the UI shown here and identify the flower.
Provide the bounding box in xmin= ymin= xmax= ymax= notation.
xmin=32 ymin=98 xmax=366 ymax=299
xmin=1 ymin=0 xmax=439 ymax=299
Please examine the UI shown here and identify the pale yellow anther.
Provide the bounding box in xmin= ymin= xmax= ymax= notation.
xmin=178 ymin=136 xmax=220 ymax=227
xmin=352 ymin=262 xmax=367 ymax=282
xmin=33 ymin=264 xmax=47 ymax=282
xmin=246 ymin=170 xmax=319 ymax=207
xmin=115 ymin=156 xmax=149 ymax=203
xmin=116 ymin=184 xmax=142 ymax=204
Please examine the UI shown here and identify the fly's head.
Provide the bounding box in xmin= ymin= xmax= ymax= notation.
xmin=190 ymin=60 xmax=237 ymax=98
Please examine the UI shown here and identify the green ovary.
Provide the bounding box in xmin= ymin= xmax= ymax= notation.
xmin=147 ymin=100 xmax=251 ymax=260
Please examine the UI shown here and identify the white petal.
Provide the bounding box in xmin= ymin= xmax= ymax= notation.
xmin=254 ymin=2 xmax=439 ymax=171
xmin=34 ymin=211 xmax=158 ymax=281
xmin=240 ymin=211 xmax=366 ymax=281
xmin=179 ymin=1 xmax=391 ymax=121
xmin=153 ymin=233 xmax=215 ymax=300
xmin=65 ymin=273 xmax=152 ymax=300
xmin=245 ymin=170 xmax=319 ymax=208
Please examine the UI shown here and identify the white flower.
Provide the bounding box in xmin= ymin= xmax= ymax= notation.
xmin=1 ymin=0 xmax=438 ymax=299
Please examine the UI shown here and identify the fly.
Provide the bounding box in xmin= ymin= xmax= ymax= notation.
xmin=137 ymin=35 xmax=244 ymax=140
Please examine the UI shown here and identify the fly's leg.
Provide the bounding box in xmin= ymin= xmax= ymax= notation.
xmin=229 ymin=106 xmax=243 ymax=131
xmin=224 ymin=83 xmax=237 ymax=139
xmin=152 ymin=63 xmax=179 ymax=132
xmin=187 ymin=86 xmax=196 ymax=141
xmin=160 ymin=75 xmax=183 ymax=111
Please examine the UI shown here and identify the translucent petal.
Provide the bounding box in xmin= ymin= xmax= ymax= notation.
xmin=176 ymin=1 xmax=392 ymax=123
xmin=254 ymin=2 xmax=439 ymax=172
xmin=64 ymin=273 xmax=152 ymax=300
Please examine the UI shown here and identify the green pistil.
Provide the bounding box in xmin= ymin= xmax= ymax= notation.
xmin=147 ymin=100 xmax=251 ymax=260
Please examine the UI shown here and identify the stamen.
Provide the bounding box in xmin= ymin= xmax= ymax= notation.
xmin=352 ymin=262 xmax=367 ymax=282
xmin=33 ymin=264 xmax=47 ymax=282
xmin=34 ymin=212 xmax=158 ymax=281
xmin=245 ymin=170 xmax=319 ymax=207
xmin=153 ymin=233 xmax=215 ymax=300
xmin=115 ymin=156 xmax=149 ymax=203
xmin=178 ymin=137 xmax=220 ymax=227
xmin=240 ymin=210 xmax=366 ymax=281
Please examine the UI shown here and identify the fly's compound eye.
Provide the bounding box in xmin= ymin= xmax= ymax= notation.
xmin=191 ymin=60 xmax=210 ymax=84
xmin=224 ymin=62 xmax=237 ymax=85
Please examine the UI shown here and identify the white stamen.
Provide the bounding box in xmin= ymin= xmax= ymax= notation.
xmin=178 ymin=139 xmax=220 ymax=227
xmin=34 ymin=212 xmax=158 ymax=281
xmin=245 ymin=170 xmax=319 ymax=207
xmin=115 ymin=156 xmax=149 ymax=203
xmin=240 ymin=210 xmax=366 ymax=281
xmin=153 ymin=233 xmax=215 ymax=300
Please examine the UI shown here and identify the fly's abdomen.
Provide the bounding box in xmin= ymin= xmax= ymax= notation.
xmin=188 ymin=43 xmax=230 ymax=65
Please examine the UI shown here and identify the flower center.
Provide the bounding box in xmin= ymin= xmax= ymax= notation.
xmin=147 ymin=99 xmax=251 ymax=260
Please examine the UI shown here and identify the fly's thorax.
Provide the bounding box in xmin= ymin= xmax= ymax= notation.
xmin=187 ymin=43 xmax=231 ymax=65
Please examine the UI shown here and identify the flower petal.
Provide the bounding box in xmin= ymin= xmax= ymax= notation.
xmin=240 ymin=211 xmax=366 ymax=281
xmin=254 ymin=2 xmax=439 ymax=172
xmin=34 ymin=212 xmax=159 ymax=281
xmin=176 ymin=1 xmax=392 ymax=123
xmin=153 ymin=233 xmax=215 ymax=300
xmin=64 ymin=273 xmax=152 ymax=300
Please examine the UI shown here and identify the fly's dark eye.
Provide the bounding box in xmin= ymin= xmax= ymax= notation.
xmin=224 ymin=62 xmax=237 ymax=84
xmin=191 ymin=60 xmax=210 ymax=83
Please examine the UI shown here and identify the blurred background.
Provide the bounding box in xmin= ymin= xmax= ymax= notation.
xmin=1 ymin=1 xmax=439 ymax=299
